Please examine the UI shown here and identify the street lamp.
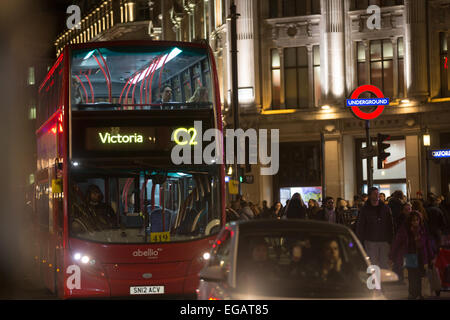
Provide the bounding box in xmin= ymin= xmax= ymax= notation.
xmin=423 ymin=133 xmax=431 ymax=147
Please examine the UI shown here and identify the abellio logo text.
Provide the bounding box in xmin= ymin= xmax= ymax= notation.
xmin=133 ymin=248 xmax=162 ymax=257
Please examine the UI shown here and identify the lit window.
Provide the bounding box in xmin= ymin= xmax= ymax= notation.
xmin=29 ymin=105 xmax=36 ymax=120
xmin=271 ymin=49 xmax=281 ymax=108
xmin=29 ymin=174 xmax=35 ymax=185
xmin=313 ymin=45 xmax=321 ymax=107
xmin=440 ymin=32 xmax=449 ymax=97
xmin=398 ymin=37 xmax=405 ymax=98
xmin=28 ymin=67 xmax=35 ymax=85
xmin=284 ymin=46 xmax=309 ymax=109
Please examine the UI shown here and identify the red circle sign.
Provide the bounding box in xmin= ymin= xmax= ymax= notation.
xmin=350 ymin=85 xmax=385 ymax=120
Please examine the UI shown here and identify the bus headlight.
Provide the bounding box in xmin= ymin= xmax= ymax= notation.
xmin=73 ymin=252 xmax=96 ymax=265
xmin=202 ymin=252 xmax=211 ymax=261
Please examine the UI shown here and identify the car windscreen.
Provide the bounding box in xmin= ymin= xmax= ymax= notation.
xmin=236 ymin=231 xmax=371 ymax=299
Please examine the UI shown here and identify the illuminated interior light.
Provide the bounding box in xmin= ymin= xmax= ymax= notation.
xmin=401 ymin=99 xmax=410 ymax=104
xmin=130 ymin=48 xmax=183 ymax=84
xmin=321 ymin=105 xmax=330 ymax=110
xmin=83 ymin=50 xmax=95 ymax=60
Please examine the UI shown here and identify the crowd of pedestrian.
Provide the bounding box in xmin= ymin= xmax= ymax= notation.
xmin=226 ymin=188 xmax=450 ymax=299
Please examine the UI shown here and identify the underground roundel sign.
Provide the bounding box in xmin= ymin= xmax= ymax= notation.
xmin=346 ymin=85 xmax=390 ymax=120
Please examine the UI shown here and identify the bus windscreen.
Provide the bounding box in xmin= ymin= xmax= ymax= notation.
xmin=70 ymin=45 xmax=214 ymax=110
xmin=69 ymin=169 xmax=222 ymax=244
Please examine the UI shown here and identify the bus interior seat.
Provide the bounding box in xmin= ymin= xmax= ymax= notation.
xmin=149 ymin=208 xmax=172 ymax=233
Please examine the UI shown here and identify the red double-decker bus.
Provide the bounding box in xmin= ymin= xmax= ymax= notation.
xmin=33 ymin=40 xmax=225 ymax=298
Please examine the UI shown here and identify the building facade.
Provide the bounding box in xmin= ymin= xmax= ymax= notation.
xmin=55 ymin=0 xmax=450 ymax=205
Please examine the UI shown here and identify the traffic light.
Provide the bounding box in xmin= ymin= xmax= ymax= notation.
xmin=238 ymin=166 xmax=244 ymax=183
xmin=377 ymin=133 xmax=391 ymax=169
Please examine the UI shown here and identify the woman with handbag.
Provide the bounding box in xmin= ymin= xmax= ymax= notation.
xmin=389 ymin=211 xmax=435 ymax=299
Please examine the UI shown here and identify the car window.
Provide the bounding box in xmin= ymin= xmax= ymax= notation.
xmin=235 ymin=231 xmax=370 ymax=298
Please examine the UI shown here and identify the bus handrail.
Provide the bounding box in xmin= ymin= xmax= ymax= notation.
xmin=73 ymin=102 xmax=213 ymax=111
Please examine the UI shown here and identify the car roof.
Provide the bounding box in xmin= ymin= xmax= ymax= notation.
xmin=230 ymin=219 xmax=352 ymax=234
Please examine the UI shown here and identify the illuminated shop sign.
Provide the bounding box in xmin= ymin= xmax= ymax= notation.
xmin=431 ymin=149 xmax=450 ymax=158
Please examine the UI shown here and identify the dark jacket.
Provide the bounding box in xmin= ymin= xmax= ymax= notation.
xmin=356 ymin=201 xmax=394 ymax=243
xmin=307 ymin=206 xmax=321 ymax=220
xmin=315 ymin=208 xmax=344 ymax=224
xmin=389 ymin=224 xmax=434 ymax=268
xmin=285 ymin=198 xmax=307 ymax=219
xmin=388 ymin=197 xmax=403 ymax=233
xmin=260 ymin=206 xmax=275 ymax=219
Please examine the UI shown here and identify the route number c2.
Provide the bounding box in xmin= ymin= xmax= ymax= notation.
xmin=173 ymin=127 xmax=198 ymax=146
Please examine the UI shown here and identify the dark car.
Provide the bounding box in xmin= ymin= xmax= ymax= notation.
xmin=197 ymin=220 xmax=397 ymax=300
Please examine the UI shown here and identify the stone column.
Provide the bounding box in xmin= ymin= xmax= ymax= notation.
xmin=161 ymin=0 xmax=176 ymax=41
xmin=392 ymin=37 xmax=399 ymax=98
xmin=324 ymin=138 xmax=341 ymax=199
xmin=307 ymin=45 xmax=314 ymax=108
xmin=404 ymin=0 xmax=429 ymax=100
xmin=320 ymin=0 xmax=346 ymax=106
xmin=405 ymin=135 xmax=421 ymax=199
xmin=236 ymin=0 xmax=257 ymax=109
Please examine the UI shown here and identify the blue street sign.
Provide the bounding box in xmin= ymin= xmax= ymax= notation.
xmin=430 ymin=149 xmax=450 ymax=159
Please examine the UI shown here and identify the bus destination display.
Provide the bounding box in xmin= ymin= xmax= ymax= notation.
xmin=85 ymin=126 xmax=172 ymax=152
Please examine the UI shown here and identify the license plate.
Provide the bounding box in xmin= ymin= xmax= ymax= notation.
xmin=130 ymin=286 xmax=164 ymax=295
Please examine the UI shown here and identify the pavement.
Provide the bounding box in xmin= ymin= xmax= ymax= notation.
xmin=382 ymin=276 xmax=450 ymax=300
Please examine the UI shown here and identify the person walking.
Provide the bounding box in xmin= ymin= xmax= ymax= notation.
xmin=389 ymin=211 xmax=435 ymax=299
xmin=356 ymin=187 xmax=394 ymax=269
xmin=412 ymin=200 xmax=428 ymax=228
xmin=270 ymin=201 xmax=283 ymax=219
xmin=285 ymin=193 xmax=307 ymax=219
xmin=249 ymin=202 xmax=261 ymax=219
xmin=238 ymin=200 xmax=254 ymax=220
xmin=307 ymin=199 xmax=321 ymax=220
xmin=316 ymin=197 xmax=343 ymax=224
xmin=391 ymin=202 xmax=412 ymax=282
xmin=425 ymin=194 xmax=447 ymax=254
xmin=389 ymin=190 xmax=404 ymax=234
xmin=259 ymin=200 xmax=271 ymax=219
xmin=336 ymin=199 xmax=350 ymax=225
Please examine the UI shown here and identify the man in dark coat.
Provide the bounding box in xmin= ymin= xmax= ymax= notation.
xmin=356 ymin=187 xmax=394 ymax=269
